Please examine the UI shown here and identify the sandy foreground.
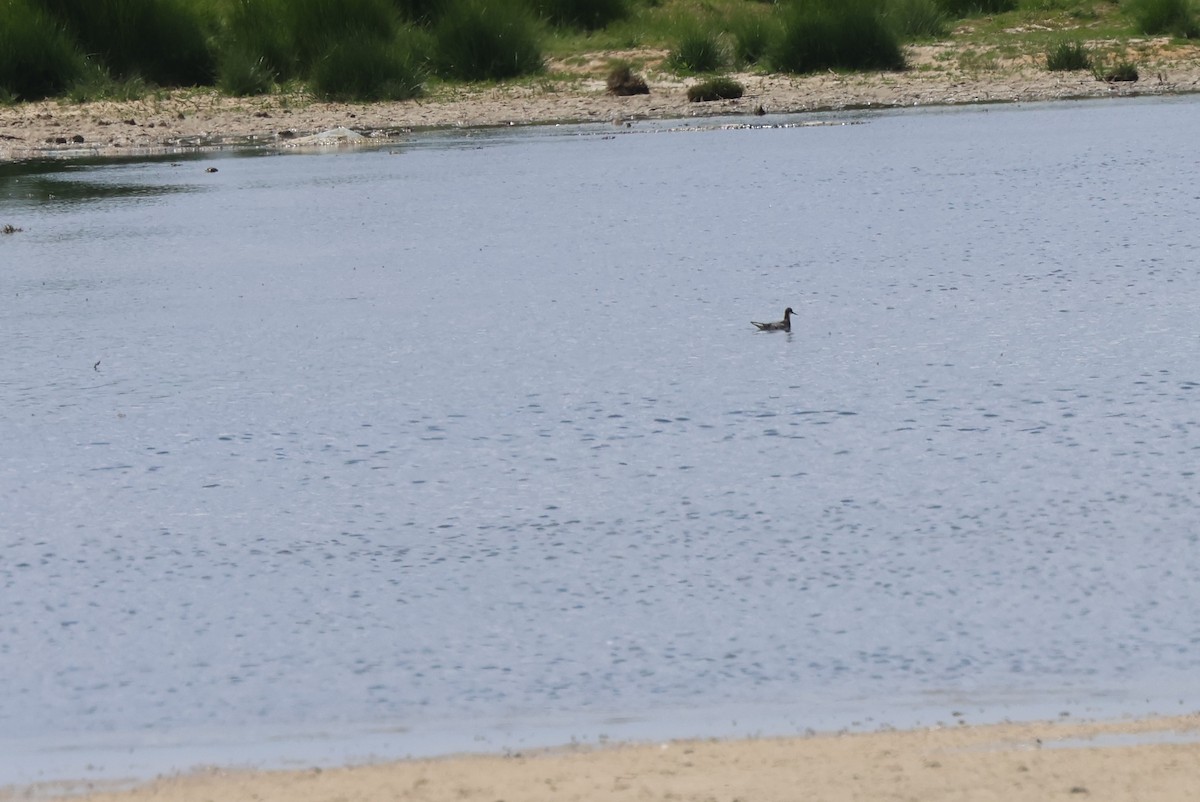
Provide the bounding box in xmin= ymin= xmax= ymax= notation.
xmin=3 ymin=42 xmax=1200 ymax=161
xmin=1 ymin=713 xmax=1195 ymax=802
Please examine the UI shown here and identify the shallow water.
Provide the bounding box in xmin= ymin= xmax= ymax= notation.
xmin=2 ymin=97 xmax=1200 ymax=786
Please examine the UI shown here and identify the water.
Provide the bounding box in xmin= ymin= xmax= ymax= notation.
xmin=2 ymin=97 xmax=1199 ymax=788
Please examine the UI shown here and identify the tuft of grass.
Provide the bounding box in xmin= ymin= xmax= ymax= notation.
xmin=0 ymin=0 xmax=87 ymax=101
xmin=687 ymin=75 xmax=744 ymax=101
xmin=532 ymin=0 xmax=630 ymax=30
xmin=309 ymin=34 xmax=427 ymax=101
xmin=1096 ymin=60 xmax=1139 ymax=81
xmin=222 ymin=0 xmax=298 ymax=81
xmin=1045 ymin=39 xmax=1092 ymax=71
xmin=606 ymin=62 xmax=649 ymax=94
xmin=432 ymin=0 xmax=544 ymax=81
xmin=771 ymin=0 xmax=906 ymax=74
xmin=934 ymin=0 xmax=1017 ymax=17
xmin=392 ymin=0 xmax=451 ymax=25
xmin=665 ymin=25 xmax=725 ymax=74
xmin=885 ymin=0 xmax=948 ymax=39
xmin=67 ymin=67 xmax=153 ymax=103
xmin=727 ymin=7 xmax=778 ymax=66
xmin=1124 ymin=0 xmax=1200 ymax=37
xmin=38 ymin=0 xmax=216 ymax=86
xmin=217 ymin=48 xmax=276 ymax=96
xmin=222 ymin=0 xmax=405 ymax=83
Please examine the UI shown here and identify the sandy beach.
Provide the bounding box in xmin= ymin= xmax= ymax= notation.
xmin=4 ymin=713 xmax=1194 ymax=802
xmin=3 ymin=41 xmax=1200 ymax=161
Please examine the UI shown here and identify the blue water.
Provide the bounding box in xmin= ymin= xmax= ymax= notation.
xmin=2 ymin=96 xmax=1199 ymax=787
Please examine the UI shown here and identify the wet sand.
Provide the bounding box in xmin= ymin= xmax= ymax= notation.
xmin=3 ymin=42 xmax=1200 ymax=161
xmin=7 ymin=713 xmax=1198 ymax=802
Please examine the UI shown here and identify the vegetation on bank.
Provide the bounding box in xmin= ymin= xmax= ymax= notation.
xmin=0 ymin=0 xmax=1197 ymax=104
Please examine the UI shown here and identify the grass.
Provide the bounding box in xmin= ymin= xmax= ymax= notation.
xmin=0 ymin=0 xmax=1194 ymax=105
xmin=1124 ymin=0 xmax=1200 ymax=37
xmin=726 ymin=6 xmax=778 ymax=66
xmin=935 ymin=0 xmax=1017 ymax=15
xmin=1096 ymin=60 xmax=1140 ymax=80
xmin=665 ymin=23 xmax=726 ymax=74
xmin=687 ymin=75 xmax=744 ymax=101
xmin=1046 ymin=38 xmax=1092 ymax=70
xmin=771 ymin=0 xmax=907 ymax=74
xmin=432 ymin=0 xmax=544 ymax=81
xmin=309 ymin=34 xmax=428 ymax=101
xmin=37 ymin=0 xmax=217 ymax=86
xmin=533 ymin=0 xmax=630 ymax=30
xmin=0 ymin=0 xmax=87 ymax=101
xmin=606 ymin=62 xmax=650 ymax=94
xmin=886 ymin=0 xmax=948 ymax=39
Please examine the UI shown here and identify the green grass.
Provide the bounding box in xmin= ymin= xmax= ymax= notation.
xmin=67 ymin=68 xmax=154 ymax=103
xmin=1096 ymin=59 xmax=1140 ymax=80
xmin=726 ymin=6 xmax=778 ymax=66
xmin=687 ymin=75 xmax=744 ymax=101
xmin=37 ymin=0 xmax=217 ymax=86
xmin=533 ymin=0 xmax=630 ymax=30
xmin=1125 ymin=0 xmax=1200 ymax=37
xmin=221 ymin=0 xmax=404 ymax=82
xmin=217 ymin=48 xmax=276 ymax=96
xmin=936 ymin=0 xmax=1018 ymax=15
xmin=309 ymin=34 xmax=428 ymax=101
xmin=0 ymin=0 xmax=1195 ymax=105
xmin=0 ymin=0 xmax=87 ymax=101
xmin=771 ymin=0 xmax=906 ymax=74
xmin=1045 ymin=38 xmax=1092 ymax=69
xmin=606 ymin=62 xmax=650 ymax=94
xmin=665 ymin=24 xmax=725 ymax=74
xmin=432 ymin=0 xmax=543 ymax=80
xmin=886 ymin=0 xmax=948 ymax=39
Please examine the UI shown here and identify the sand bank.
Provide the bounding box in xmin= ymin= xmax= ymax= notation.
xmin=3 ymin=42 xmax=1200 ymax=162
xmin=8 ymin=713 xmax=1197 ymax=802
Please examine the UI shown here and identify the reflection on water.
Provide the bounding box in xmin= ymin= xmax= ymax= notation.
xmin=2 ymin=97 xmax=1200 ymax=785
xmin=0 ymin=156 xmax=209 ymax=209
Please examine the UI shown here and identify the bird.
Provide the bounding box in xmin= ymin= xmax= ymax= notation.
xmin=752 ymin=307 xmax=794 ymax=332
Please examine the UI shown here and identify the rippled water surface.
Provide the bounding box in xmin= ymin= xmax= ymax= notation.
xmin=3 ymin=97 xmax=1199 ymax=786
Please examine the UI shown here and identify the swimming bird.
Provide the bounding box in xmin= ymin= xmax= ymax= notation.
xmin=752 ymin=307 xmax=794 ymax=333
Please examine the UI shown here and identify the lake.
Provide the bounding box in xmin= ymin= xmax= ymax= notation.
xmin=2 ymin=96 xmax=1199 ymax=788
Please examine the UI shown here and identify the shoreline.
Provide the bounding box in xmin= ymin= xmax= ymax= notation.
xmin=6 ymin=712 xmax=1199 ymax=802
xmin=4 ymin=44 xmax=1200 ymax=161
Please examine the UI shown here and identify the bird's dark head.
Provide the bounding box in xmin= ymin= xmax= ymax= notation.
xmin=784 ymin=307 xmax=795 ymax=315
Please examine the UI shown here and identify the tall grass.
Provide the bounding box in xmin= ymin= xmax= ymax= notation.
xmin=885 ymin=0 xmax=948 ymax=39
xmin=771 ymin=0 xmax=906 ymax=74
xmin=687 ymin=75 xmax=744 ymax=101
xmin=0 ymin=0 xmax=86 ymax=101
xmin=532 ymin=0 xmax=629 ymax=30
xmin=432 ymin=0 xmax=543 ymax=81
xmin=934 ymin=0 xmax=1017 ymax=16
xmin=391 ymin=0 xmax=449 ymax=25
xmin=216 ymin=47 xmax=276 ymax=96
xmin=726 ymin=7 xmax=778 ymax=66
xmin=218 ymin=0 xmax=429 ymax=98
xmin=1125 ymin=0 xmax=1200 ymax=37
xmin=309 ymin=33 xmax=427 ymax=100
xmin=37 ymin=0 xmax=216 ymax=86
xmin=1045 ymin=38 xmax=1092 ymax=70
xmin=221 ymin=0 xmax=301 ymax=81
xmin=665 ymin=24 xmax=725 ymax=73
xmin=222 ymin=0 xmax=403 ymax=81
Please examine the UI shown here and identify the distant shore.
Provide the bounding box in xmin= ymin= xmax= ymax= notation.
xmin=10 ymin=712 xmax=1198 ymax=802
xmin=3 ymin=44 xmax=1200 ymax=161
